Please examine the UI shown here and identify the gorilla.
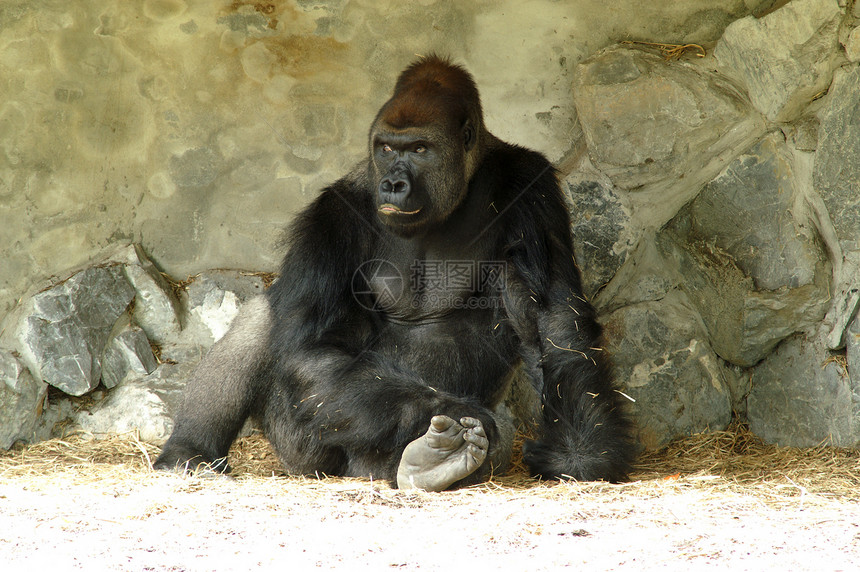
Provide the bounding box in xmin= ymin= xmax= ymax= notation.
xmin=154 ymin=55 xmax=635 ymax=490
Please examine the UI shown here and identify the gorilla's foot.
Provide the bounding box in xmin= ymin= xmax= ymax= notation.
xmin=153 ymin=444 xmax=232 ymax=477
xmin=396 ymin=415 xmax=488 ymax=491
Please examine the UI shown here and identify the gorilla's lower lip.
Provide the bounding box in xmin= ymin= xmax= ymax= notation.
xmin=379 ymin=204 xmax=421 ymax=215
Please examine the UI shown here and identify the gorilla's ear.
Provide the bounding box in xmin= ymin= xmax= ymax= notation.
xmin=463 ymin=120 xmax=476 ymax=152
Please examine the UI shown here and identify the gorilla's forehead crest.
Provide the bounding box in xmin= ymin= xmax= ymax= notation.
xmin=377 ymin=54 xmax=483 ymax=130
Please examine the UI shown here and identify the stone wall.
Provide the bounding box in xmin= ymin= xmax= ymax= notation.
xmin=2 ymin=0 xmax=860 ymax=452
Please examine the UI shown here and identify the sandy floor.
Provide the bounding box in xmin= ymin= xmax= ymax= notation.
xmin=1 ymin=431 xmax=858 ymax=571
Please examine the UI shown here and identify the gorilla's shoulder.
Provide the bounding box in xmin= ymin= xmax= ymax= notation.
xmin=293 ymin=167 xmax=376 ymax=236
xmin=277 ymin=168 xmax=378 ymax=283
xmin=487 ymin=142 xmax=554 ymax=174
xmin=480 ymin=142 xmax=564 ymax=220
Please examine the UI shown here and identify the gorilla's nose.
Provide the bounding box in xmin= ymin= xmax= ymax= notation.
xmin=379 ymin=174 xmax=411 ymax=201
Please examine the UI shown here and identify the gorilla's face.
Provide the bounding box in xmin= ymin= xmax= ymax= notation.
xmin=370 ymin=121 xmax=473 ymax=237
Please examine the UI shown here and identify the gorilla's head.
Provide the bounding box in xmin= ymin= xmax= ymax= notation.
xmin=369 ymin=56 xmax=486 ymax=237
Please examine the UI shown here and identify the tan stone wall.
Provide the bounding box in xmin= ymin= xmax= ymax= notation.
xmin=0 ymin=0 xmax=772 ymax=318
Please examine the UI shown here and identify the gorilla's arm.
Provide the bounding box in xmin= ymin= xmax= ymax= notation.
xmin=516 ymin=272 xmax=635 ymax=483
xmin=501 ymin=153 xmax=635 ymax=483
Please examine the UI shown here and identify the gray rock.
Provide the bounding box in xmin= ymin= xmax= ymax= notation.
xmin=848 ymin=314 xmax=860 ymax=381
xmin=156 ymin=343 xmax=209 ymax=369
xmin=845 ymin=26 xmax=860 ymax=62
xmin=30 ymin=396 xmax=76 ymax=443
xmin=573 ymin=46 xmax=752 ymax=191
xmin=813 ymin=64 xmax=860 ymax=249
xmin=175 ymin=270 xmax=268 ymax=351
xmin=714 ymin=0 xmax=842 ymax=122
xmin=667 ymin=227 xmax=830 ymax=367
xmin=601 ymin=291 xmax=735 ymax=450
xmin=110 ymin=244 xmax=182 ymax=345
xmin=688 ymin=133 xmax=822 ymax=292
xmin=564 ymin=177 xmax=633 ymax=299
xmin=100 ymin=321 xmax=158 ymax=389
xmin=808 ymin=64 xmax=860 ymax=351
xmin=68 ymin=271 xmax=271 ymax=443
xmin=662 ymin=133 xmax=832 ymax=366
xmin=785 ymin=115 xmax=819 ymax=151
xmin=11 ymin=266 xmax=135 ymax=396
xmin=73 ymin=357 xmax=256 ymax=444
xmin=135 ymin=359 xmax=199 ymax=420
xmin=76 ymin=325 xmax=206 ymax=443
xmin=749 ymin=333 xmax=859 ymax=447
xmin=593 ymin=229 xmax=683 ymax=314
xmin=0 ymin=349 xmax=48 ymax=449
xmin=184 ymin=269 xmax=268 ymax=306
xmin=75 ymin=383 xmax=174 ymax=443
xmin=597 ymin=220 xmax=830 ymax=368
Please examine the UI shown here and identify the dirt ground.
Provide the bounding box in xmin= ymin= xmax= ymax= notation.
xmin=1 ymin=425 xmax=859 ymax=571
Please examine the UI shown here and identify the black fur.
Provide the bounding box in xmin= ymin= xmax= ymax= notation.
xmin=154 ymin=56 xmax=635 ymax=485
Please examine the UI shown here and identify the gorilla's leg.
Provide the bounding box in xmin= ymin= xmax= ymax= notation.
xmin=153 ymin=295 xmax=271 ymax=473
xmin=396 ymin=416 xmax=488 ymax=491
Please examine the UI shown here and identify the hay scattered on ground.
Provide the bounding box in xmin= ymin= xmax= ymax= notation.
xmin=2 ymin=422 xmax=859 ymax=507
xmin=634 ymin=421 xmax=860 ymax=506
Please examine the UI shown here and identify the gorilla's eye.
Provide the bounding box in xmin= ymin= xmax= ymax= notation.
xmin=381 ymin=144 xmax=393 ymax=153
xmin=414 ymin=145 xmax=427 ymax=154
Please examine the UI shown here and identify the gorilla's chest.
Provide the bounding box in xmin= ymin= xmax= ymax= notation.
xmin=374 ymin=306 xmax=518 ymax=404
xmin=363 ymin=253 xmax=516 ymax=403
xmin=365 ymin=254 xmax=505 ymax=320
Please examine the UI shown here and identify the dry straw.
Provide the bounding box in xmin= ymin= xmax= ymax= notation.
xmin=2 ymin=422 xmax=859 ymax=508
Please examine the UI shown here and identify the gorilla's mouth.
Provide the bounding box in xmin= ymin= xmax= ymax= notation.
xmin=378 ymin=204 xmax=422 ymax=216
